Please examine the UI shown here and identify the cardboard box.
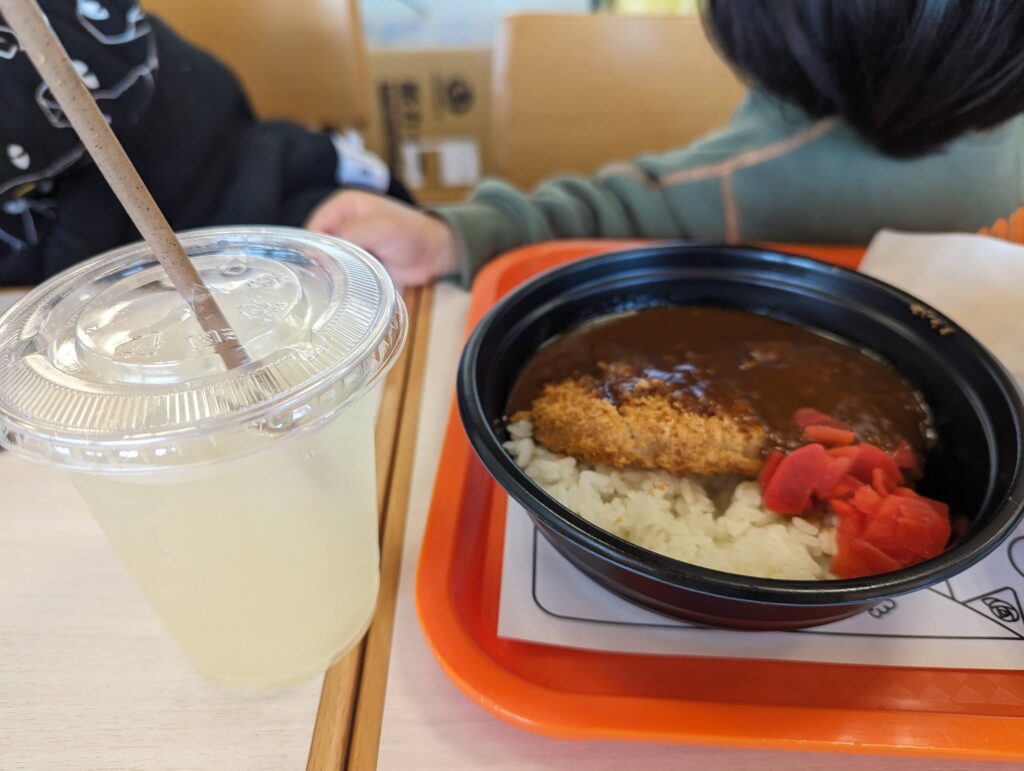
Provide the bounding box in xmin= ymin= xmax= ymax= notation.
xmin=363 ymin=49 xmax=492 ymax=205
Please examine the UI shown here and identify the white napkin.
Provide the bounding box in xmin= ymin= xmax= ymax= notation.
xmin=860 ymin=230 xmax=1024 ymax=383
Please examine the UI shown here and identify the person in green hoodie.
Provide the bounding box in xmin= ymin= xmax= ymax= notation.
xmin=307 ymin=0 xmax=1024 ymax=288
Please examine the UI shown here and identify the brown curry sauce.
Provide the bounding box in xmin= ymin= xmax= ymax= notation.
xmin=507 ymin=306 xmax=933 ymax=455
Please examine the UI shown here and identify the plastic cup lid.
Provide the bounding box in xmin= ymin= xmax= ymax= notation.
xmin=0 ymin=227 xmax=406 ymax=473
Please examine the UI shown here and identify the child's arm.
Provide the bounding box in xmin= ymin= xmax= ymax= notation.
xmin=307 ymin=163 xmax=681 ymax=288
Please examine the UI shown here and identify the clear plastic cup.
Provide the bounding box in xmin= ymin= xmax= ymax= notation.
xmin=0 ymin=227 xmax=407 ymax=688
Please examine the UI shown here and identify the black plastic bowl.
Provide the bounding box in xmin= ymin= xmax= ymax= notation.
xmin=457 ymin=243 xmax=1024 ymax=630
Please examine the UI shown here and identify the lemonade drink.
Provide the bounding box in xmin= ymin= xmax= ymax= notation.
xmin=71 ymin=394 xmax=378 ymax=686
xmin=0 ymin=227 xmax=406 ymax=687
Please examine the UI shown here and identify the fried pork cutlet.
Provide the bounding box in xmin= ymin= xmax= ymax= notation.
xmin=515 ymin=372 xmax=767 ymax=478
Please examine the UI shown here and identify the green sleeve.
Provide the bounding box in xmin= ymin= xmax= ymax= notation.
xmin=431 ymin=168 xmax=687 ymax=288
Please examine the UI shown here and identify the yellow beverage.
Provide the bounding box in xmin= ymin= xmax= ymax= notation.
xmin=0 ymin=228 xmax=406 ymax=688
xmin=72 ymin=395 xmax=378 ymax=687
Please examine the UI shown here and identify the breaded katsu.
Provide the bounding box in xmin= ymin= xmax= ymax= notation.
xmin=514 ymin=368 xmax=767 ymax=477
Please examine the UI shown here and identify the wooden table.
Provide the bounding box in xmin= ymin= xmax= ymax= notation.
xmin=0 ymin=283 xmax=1004 ymax=769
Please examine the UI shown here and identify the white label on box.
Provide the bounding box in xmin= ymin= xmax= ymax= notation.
xmin=398 ymin=137 xmax=481 ymax=191
xmin=435 ymin=138 xmax=481 ymax=187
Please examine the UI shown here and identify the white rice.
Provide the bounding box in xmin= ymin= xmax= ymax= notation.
xmin=505 ymin=419 xmax=837 ymax=580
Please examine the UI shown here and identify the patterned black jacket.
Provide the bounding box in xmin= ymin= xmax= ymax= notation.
xmin=0 ymin=0 xmax=409 ymax=285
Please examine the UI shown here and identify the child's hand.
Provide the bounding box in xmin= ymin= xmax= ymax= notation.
xmin=305 ymin=191 xmax=459 ymax=286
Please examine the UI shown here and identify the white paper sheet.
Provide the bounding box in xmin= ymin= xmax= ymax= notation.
xmin=860 ymin=231 xmax=1024 ymax=382
xmin=497 ymin=231 xmax=1024 ymax=669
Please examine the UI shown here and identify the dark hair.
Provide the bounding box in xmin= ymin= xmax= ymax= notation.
xmin=702 ymin=0 xmax=1024 ymax=157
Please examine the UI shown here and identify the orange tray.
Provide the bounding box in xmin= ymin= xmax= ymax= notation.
xmin=415 ymin=239 xmax=1024 ymax=762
